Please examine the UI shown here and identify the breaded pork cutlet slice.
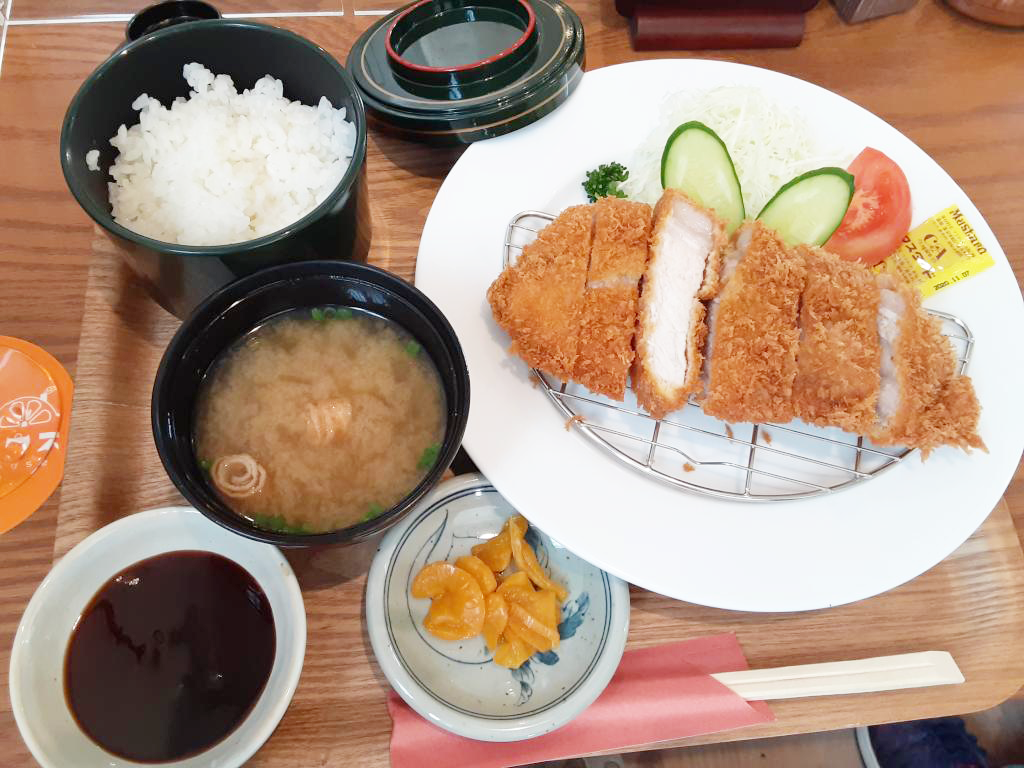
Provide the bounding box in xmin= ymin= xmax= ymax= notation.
xmin=487 ymin=205 xmax=594 ymax=381
xmin=573 ymin=197 xmax=653 ymax=400
xmin=633 ymin=190 xmax=726 ymax=419
xmin=871 ymin=275 xmax=984 ymax=456
xmin=701 ymin=222 xmax=753 ymax=393
xmin=703 ymin=221 xmax=806 ymax=424
xmin=791 ymin=246 xmax=881 ymax=433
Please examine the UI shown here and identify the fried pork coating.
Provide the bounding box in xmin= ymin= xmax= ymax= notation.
xmin=871 ymin=276 xmax=984 ymax=456
xmin=792 ymin=246 xmax=881 ymax=433
xmin=487 ymin=205 xmax=594 ymax=381
xmin=572 ymin=197 xmax=653 ymax=400
xmin=487 ymin=197 xmax=984 ymax=457
xmin=703 ymin=221 xmax=806 ymax=424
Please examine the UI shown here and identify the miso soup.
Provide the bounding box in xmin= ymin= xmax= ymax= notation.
xmin=193 ymin=307 xmax=446 ymax=533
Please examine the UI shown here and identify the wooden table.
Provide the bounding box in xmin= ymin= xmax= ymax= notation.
xmin=2 ymin=1 xmax=1023 ymax=765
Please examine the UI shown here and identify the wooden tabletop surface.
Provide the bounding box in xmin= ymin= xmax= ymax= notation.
xmin=2 ymin=0 xmax=1024 ymax=765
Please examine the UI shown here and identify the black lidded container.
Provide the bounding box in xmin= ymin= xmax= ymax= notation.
xmin=60 ymin=19 xmax=371 ymax=319
xmin=348 ymin=0 xmax=585 ymax=145
xmin=152 ymin=260 xmax=471 ymax=548
xmin=125 ymin=0 xmax=221 ymax=40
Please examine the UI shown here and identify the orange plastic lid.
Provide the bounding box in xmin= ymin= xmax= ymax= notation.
xmin=0 ymin=337 xmax=73 ymax=534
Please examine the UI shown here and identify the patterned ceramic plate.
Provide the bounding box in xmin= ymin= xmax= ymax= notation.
xmin=366 ymin=473 xmax=630 ymax=742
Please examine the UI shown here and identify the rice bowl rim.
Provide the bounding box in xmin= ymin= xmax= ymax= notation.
xmin=59 ymin=19 xmax=368 ymax=256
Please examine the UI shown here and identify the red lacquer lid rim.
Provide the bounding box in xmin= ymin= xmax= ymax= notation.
xmin=386 ymin=0 xmax=537 ymax=75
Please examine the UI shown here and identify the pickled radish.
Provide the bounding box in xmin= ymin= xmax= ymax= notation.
xmin=411 ymin=515 xmax=564 ymax=670
xmin=455 ymin=555 xmax=498 ymax=594
xmin=483 ymin=593 xmax=509 ymax=650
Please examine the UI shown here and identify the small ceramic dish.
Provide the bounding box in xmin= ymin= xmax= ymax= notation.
xmin=9 ymin=506 xmax=306 ymax=768
xmin=366 ymin=473 xmax=629 ymax=742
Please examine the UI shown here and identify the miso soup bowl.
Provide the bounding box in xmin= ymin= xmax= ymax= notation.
xmin=60 ymin=19 xmax=371 ymax=319
xmin=152 ymin=260 xmax=470 ymax=547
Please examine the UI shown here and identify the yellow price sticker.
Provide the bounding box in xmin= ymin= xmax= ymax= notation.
xmin=874 ymin=205 xmax=995 ymax=298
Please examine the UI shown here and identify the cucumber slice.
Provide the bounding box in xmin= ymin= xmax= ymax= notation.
xmin=661 ymin=121 xmax=745 ymax=233
xmin=756 ymin=167 xmax=855 ymax=246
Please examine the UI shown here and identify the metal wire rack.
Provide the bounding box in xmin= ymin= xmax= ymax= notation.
xmin=504 ymin=210 xmax=974 ymax=502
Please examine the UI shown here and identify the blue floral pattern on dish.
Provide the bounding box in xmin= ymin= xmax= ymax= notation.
xmin=559 ymin=593 xmax=590 ymax=641
xmin=509 ymin=591 xmax=590 ymax=704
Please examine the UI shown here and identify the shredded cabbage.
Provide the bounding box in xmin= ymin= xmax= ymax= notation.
xmin=621 ymin=86 xmax=849 ymax=216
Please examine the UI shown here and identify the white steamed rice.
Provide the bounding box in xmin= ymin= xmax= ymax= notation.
xmin=94 ymin=63 xmax=357 ymax=246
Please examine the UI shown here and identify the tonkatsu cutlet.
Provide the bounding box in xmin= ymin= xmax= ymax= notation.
xmin=486 ymin=194 xmax=983 ymax=458
xmin=871 ymin=275 xmax=984 ymax=456
xmin=573 ymin=197 xmax=653 ymax=400
xmin=633 ymin=190 xmax=726 ymax=419
xmin=487 ymin=205 xmax=594 ymax=381
xmin=703 ymin=221 xmax=806 ymax=424
xmin=791 ymin=246 xmax=881 ymax=433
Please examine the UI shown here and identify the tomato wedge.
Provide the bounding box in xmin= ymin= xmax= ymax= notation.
xmin=825 ymin=147 xmax=912 ymax=267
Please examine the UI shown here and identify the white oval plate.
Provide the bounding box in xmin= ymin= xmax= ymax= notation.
xmin=415 ymin=59 xmax=1024 ymax=612
xmin=366 ymin=473 xmax=630 ymax=741
xmin=9 ymin=506 xmax=306 ymax=768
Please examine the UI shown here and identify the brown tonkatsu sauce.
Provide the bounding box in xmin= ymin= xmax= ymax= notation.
xmin=64 ymin=551 xmax=275 ymax=763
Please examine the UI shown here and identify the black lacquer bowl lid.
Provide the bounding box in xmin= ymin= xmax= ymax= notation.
xmin=348 ymin=0 xmax=584 ymax=145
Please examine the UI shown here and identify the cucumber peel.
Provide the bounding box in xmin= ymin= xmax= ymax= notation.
xmin=661 ymin=121 xmax=745 ymax=233
xmin=756 ymin=167 xmax=855 ymax=246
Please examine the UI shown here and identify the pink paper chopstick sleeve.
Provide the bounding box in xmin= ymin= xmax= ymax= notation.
xmin=389 ymin=633 xmax=773 ymax=768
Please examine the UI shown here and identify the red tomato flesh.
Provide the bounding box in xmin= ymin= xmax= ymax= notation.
xmin=825 ymin=147 xmax=912 ymax=267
